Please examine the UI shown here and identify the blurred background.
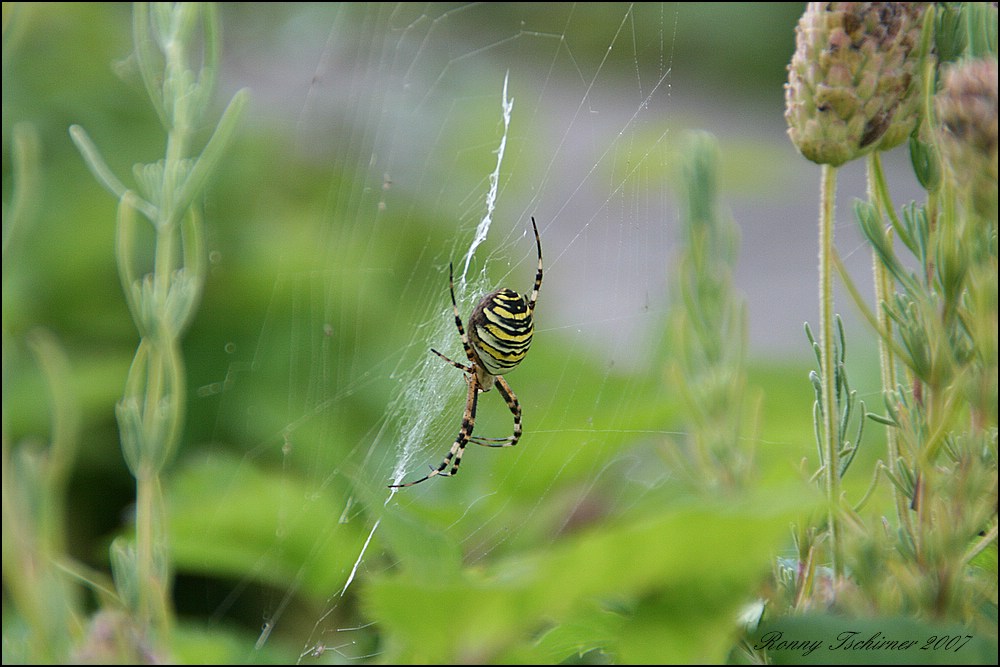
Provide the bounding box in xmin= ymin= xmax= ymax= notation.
xmin=4 ymin=2 xmax=933 ymax=662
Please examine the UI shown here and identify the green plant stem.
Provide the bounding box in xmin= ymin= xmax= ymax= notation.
xmin=60 ymin=2 xmax=244 ymax=659
xmin=866 ymin=153 xmax=912 ymax=534
xmin=135 ymin=466 xmax=170 ymax=639
xmin=819 ymin=163 xmax=842 ymax=578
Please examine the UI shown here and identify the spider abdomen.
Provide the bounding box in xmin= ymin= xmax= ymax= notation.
xmin=469 ymin=288 xmax=533 ymax=376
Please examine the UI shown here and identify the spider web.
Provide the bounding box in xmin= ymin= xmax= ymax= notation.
xmin=193 ymin=3 xmax=913 ymax=661
xmin=222 ymin=5 xmax=679 ymax=658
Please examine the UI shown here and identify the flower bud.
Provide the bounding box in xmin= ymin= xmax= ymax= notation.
xmin=935 ymin=58 xmax=999 ymax=219
xmin=785 ymin=3 xmax=928 ymax=166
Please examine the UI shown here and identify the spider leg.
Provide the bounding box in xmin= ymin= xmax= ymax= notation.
xmin=444 ymin=262 xmax=482 ymax=368
xmin=469 ymin=375 xmax=521 ymax=448
xmin=431 ymin=348 xmax=473 ymax=374
xmin=526 ymin=216 xmax=542 ymax=314
xmin=389 ymin=374 xmax=480 ymax=487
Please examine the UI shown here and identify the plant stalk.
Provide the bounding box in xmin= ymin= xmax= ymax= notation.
xmin=819 ymin=163 xmax=842 ymax=577
xmin=866 ymin=153 xmax=912 ymax=533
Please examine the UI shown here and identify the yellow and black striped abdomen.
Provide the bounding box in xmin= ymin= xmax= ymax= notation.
xmin=469 ymin=288 xmax=533 ymax=376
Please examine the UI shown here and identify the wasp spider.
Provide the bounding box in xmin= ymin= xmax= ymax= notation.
xmin=390 ymin=217 xmax=542 ymax=488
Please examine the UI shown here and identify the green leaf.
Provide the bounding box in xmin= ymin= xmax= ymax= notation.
xmin=365 ymin=491 xmax=808 ymax=663
xmin=167 ymin=452 xmax=367 ymax=598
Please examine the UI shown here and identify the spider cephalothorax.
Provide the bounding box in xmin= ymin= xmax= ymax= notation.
xmin=390 ymin=217 xmax=542 ymax=488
